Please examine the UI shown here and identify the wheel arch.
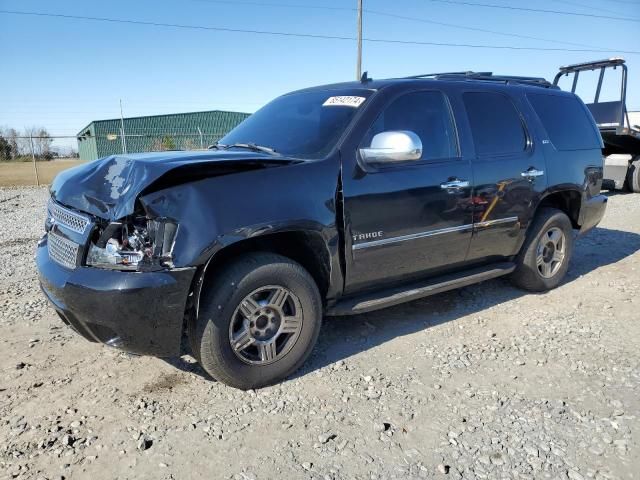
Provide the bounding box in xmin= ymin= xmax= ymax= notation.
xmin=187 ymin=229 xmax=334 ymax=333
xmin=535 ymin=188 xmax=582 ymax=229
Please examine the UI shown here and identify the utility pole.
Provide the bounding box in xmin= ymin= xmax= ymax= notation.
xmin=356 ymin=0 xmax=363 ymax=80
xmin=119 ymin=99 xmax=128 ymax=154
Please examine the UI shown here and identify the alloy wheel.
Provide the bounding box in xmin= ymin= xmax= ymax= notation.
xmin=536 ymin=226 xmax=566 ymax=279
xmin=229 ymin=285 xmax=303 ymax=365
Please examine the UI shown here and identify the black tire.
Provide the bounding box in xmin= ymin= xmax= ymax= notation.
xmin=625 ymin=158 xmax=640 ymax=193
xmin=191 ymin=252 xmax=322 ymax=390
xmin=510 ymin=208 xmax=574 ymax=292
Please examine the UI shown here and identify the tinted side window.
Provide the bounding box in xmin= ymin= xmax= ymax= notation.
xmin=363 ymin=91 xmax=458 ymax=161
xmin=528 ymin=93 xmax=601 ymax=151
xmin=463 ymin=92 xmax=527 ymax=156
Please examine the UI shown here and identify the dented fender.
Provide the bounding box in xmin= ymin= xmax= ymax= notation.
xmin=138 ymin=158 xmax=342 ymax=269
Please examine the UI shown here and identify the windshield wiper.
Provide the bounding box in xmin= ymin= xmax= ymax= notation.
xmin=219 ymin=143 xmax=279 ymax=155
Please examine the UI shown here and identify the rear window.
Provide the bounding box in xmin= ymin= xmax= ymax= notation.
xmin=528 ymin=93 xmax=601 ymax=151
xmin=463 ymin=92 xmax=527 ymax=157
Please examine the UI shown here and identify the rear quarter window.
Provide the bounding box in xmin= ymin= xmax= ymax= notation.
xmin=527 ymin=93 xmax=602 ymax=151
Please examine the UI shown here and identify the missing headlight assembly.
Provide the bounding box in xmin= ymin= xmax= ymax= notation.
xmin=86 ymin=216 xmax=178 ymax=271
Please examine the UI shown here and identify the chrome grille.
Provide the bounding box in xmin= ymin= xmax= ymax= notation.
xmin=48 ymin=199 xmax=90 ymax=234
xmin=48 ymin=231 xmax=80 ymax=270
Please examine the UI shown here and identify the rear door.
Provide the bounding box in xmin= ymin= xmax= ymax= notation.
xmin=460 ymin=89 xmax=548 ymax=261
xmin=341 ymin=87 xmax=474 ymax=293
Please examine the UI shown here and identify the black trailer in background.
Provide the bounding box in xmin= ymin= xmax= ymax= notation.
xmin=554 ymin=58 xmax=640 ymax=192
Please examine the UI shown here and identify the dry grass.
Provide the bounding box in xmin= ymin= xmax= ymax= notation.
xmin=0 ymin=159 xmax=85 ymax=187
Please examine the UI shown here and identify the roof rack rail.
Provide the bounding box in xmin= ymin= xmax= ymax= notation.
xmin=405 ymin=71 xmax=556 ymax=89
xmin=557 ymin=57 xmax=625 ymax=74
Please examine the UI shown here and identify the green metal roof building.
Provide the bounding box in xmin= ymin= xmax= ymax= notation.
xmin=76 ymin=109 xmax=250 ymax=161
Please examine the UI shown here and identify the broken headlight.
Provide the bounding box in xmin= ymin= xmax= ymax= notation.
xmin=86 ymin=217 xmax=178 ymax=271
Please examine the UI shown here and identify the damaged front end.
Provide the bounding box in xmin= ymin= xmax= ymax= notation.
xmin=38 ymin=149 xmax=315 ymax=357
xmin=37 ymin=196 xmax=195 ymax=357
xmin=86 ymin=216 xmax=178 ymax=271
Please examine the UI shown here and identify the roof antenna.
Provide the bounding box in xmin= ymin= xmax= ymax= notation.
xmin=360 ymin=71 xmax=371 ymax=83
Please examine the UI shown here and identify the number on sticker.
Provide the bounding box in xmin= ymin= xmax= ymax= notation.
xmin=323 ymin=96 xmax=366 ymax=108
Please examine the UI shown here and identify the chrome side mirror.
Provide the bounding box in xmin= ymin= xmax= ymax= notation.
xmin=359 ymin=130 xmax=423 ymax=165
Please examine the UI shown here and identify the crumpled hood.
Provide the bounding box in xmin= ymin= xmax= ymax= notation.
xmin=50 ymin=150 xmax=299 ymax=220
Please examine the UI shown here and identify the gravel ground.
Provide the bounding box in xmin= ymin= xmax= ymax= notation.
xmin=1 ymin=186 xmax=639 ymax=480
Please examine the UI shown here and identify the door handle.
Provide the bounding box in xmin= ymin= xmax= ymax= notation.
xmin=521 ymin=168 xmax=544 ymax=179
xmin=440 ymin=179 xmax=470 ymax=190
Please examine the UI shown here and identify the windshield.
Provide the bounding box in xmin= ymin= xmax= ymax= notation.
xmin=219 ymin=89 xmax=373 ymax=159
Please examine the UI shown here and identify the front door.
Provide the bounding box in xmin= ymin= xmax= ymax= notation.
xmin=341 ymin=89 xmax=474 ymax=294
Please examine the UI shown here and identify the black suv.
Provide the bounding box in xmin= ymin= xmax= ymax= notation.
xmin=37 ymin=72 xmax=607 ymax=389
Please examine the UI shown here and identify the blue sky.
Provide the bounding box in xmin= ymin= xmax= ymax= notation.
xmin=0 ymin=0 xmax=638 ymax=151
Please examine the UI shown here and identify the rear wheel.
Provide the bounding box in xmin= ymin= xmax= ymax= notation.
xmin=510 ymin=208 xmax=574 ymax=292
xmin=191 ymin=252 xmax=322 ymax=390
xmin=625 ymin=157 xmax=640 ymax=193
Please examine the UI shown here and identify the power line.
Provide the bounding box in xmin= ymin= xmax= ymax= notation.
xmin=194 ymin=0 xmax=640 ymax=13
xmin=423 ymin=0 xmax=640 ymax=22
xmin=599 ymin=0 xmax=640 ymax=5
xmin=191 ymin=0 xmax=630 ymax=51
xmin=364 ymin=9 xmax=624 ymax=51
xmin=190 ymin=0 xmax=350 ymax=11
xmin=2 ymin=9 xmax=639 ymax=55
xmin=0 ymin=10 xmax=353 ymax=42
xmin=553 ymin=0 xmax=627 ymax=16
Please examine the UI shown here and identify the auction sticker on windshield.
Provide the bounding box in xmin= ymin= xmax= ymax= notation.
xmin=323 ymin=96 xmax=366 ymax=108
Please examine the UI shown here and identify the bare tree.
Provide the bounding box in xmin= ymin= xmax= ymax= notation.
xmin=22 ymin=126 xmax=53 ymax=159
xmin=0 ymin=135 xmax=11 ymax=161
xmin=6 ymin=128 xmax=19 ymax=158
xmin=35 ymin=127 xmax=53 ymax=160
xmin=22 ymin=126 xmax=38 ymax=157
xmin=0 ymin=127 xmax=19 ymax=158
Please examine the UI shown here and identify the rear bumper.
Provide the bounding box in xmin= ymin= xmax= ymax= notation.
xmin=36 ymin=237 xmax=196 ymax=357
xmin=578 ymin=194 xmax=607 ymax=235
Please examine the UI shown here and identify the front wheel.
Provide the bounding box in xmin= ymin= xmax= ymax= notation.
xmin=510 ymin=208 xmax=574 ymax=292
xmin=191 ymin=252 xmax=322 ymax=390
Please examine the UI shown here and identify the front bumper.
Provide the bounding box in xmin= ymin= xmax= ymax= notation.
xmin=36 ymin=236 xmax=196 ymax=357
xmin=578 ymin=193 xmax=608 ymax=235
